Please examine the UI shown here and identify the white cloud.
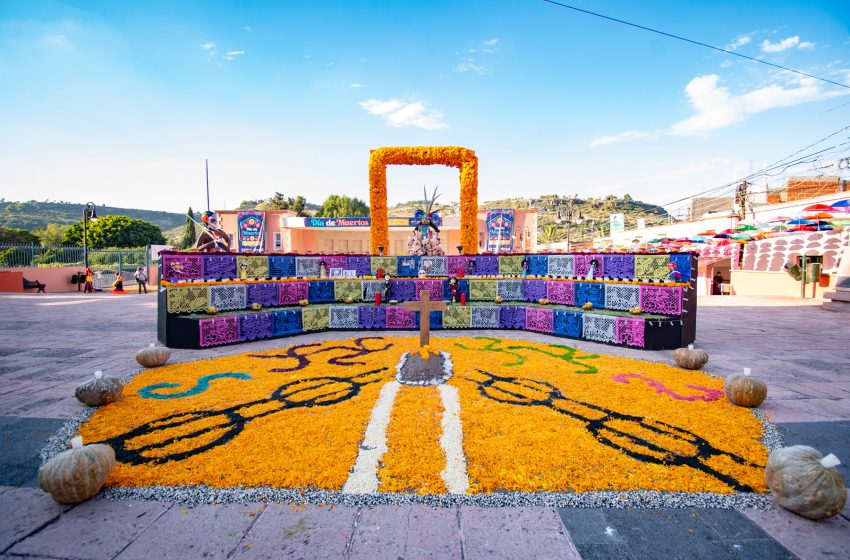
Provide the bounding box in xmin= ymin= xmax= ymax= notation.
xmin=42 ymin=33 xmax=74 ymax=50
xmin=761 ymin=36 xmax=800 ymax=53
xmin=359 ymin=99 xmax=447 ymax=130
xmin=726 ymin=35 xmax=751 ymax=51
xmin=454 ymin=38 xmax=499 ymax=74
xmin=243 ymin=26 xmax=253 ymax=33
xmin=589 ymin=72 xmax=846 ymax=146
xmin=589 ymin=131 xmax=653 ymax=148
xmin=798 ymin=41 xmax=815 ymax=49
xmin=224 ymin=50 xmax=245 ymax=60
xmin=349 ymin=83 xmax=365 ymax=89
xmin=201 ymin=41 xmax=216 ymax=50
xmin=666 ymin=74 xmax=841 ymax=136
xmin=454 ymin=58 xmax=490 ymax=75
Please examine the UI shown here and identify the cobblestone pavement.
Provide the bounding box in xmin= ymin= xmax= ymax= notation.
xmin=0 ymin=291 xmax=848 ymax=559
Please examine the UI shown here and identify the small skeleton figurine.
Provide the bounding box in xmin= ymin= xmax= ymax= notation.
xmin=448 ymin=277 xmax=459 ymax=303
xmin=381 ymin=274 xmax=392 ymax=302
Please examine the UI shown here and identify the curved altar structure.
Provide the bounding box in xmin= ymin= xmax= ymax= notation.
xmin=157 ymin=250 xmax=697 ymax=350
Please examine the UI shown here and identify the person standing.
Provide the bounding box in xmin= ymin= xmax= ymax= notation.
xmin=83 ymin=267 xmax=94 ymax=293
xmin=712 ymin=272 xmax=723 ymax=295
xmin=134 ymin=267 xmax=148 ymax=294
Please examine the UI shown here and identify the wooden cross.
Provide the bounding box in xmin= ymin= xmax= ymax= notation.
xmin=403 ymin=290 xmax=447 ymax=348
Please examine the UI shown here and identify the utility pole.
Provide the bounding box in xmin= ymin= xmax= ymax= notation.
xmin=205 ymin=159 xmax=210 ymax=212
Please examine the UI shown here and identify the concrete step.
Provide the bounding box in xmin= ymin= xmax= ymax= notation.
xmin=823 ymin=290 xmax=850 ymax=303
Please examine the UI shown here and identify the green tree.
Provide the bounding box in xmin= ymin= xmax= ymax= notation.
xmin=33 ymin=223 xmax=69 ymax=245
xmin=236 ymin=199 xmax=262 ymax=210
xmin=63 ymin=215 xmax=166 ymax=248
xmin=315 ymin=194 xmax=370 ymax=217
xmin=180 ymin=207 xmax=197 ymax=249
xmin=290 ymin=195 xmax=307 ymax=217
xmin=538 ymin=224 xmax=566 ymax=245
xmin=0 ymin=226 xmax=40 ymax=244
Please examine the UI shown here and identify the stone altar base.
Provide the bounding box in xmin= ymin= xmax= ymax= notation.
xmin=396 ymin=351 xmax=452 ymax=386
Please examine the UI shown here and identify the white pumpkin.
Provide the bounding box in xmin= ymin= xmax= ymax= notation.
xmin=38 ymin=437 xmax=115 ymax=504
xmin=765 ymin=446 xmax=846 ymax=520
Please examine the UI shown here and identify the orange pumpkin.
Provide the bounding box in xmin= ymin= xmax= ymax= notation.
xmin=672 ymin=345 xmax=709 ymax=370
xmin=724 ymin=368 xmax=767 ymax=407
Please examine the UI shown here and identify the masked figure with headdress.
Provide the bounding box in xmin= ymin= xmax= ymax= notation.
xmin=408 ymin=186 xmax=445 ymax=256
xmin=195 ymin=211 xmax=231 ymax=252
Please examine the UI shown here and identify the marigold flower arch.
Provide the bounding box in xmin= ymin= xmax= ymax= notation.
xmin=369 ymin=146 xmax=478 ymax=255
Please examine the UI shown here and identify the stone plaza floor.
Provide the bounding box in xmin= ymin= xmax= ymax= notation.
xmin=0 ymin=291 xmax=848 ymax=559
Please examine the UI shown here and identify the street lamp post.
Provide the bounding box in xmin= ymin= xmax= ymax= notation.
xmin=82 ymin=202 xmax=98 ymax=269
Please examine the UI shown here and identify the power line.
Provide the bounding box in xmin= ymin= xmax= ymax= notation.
xmin=541 ymin=0 xmax=850 ymax=90
xmin=659 ymin=127 xmax=850 ymax=207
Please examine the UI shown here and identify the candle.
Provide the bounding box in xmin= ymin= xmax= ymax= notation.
xmin=460 ymin=293 xmax=467 ymax=306
xmin=375 ymin=292 xmax=382 ymax=306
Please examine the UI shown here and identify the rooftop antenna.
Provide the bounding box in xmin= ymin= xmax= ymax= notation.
xmin=205 ymin=158 xmax=210 ymax=212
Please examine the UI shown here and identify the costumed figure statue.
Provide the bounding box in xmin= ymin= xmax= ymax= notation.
xmin=195 ymin=211 xmax=231 ymax=252
xmin=408 ymin=186 xmax=445 ymax=256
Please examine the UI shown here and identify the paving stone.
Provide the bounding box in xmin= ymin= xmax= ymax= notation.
xmin=0 ymin=416 xmax=66 ymax=487
xmin=557 ymin=507 xmax=795 ymax=560
xmin=114 ymin=503 xmax=264 ymax=560
xmin=777 ymin=421 xmax=850 ymax=484
xmin=230 ymin=504 xmax=357 ymax=559
xmin=9 ymin=498 xmax=171 ymax=560
xmin=461 ymin=507 xmax=579 ymax=559
xmin=743 ymin=498 xmax=850 ymax=560
xmin=348 ymin=506 xmax=408 ymax=559
xmin=0 ymin=486 xmax=72 ymax=552
xmin=461 ymin=526 xmax=580 ymax=560
xmin=405 ymin=505 xmax=463 ymax=559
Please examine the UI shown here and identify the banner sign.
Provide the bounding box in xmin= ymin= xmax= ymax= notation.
xmin=237 ymin=210 xmax=266 ymax=252
xmin=302 ymin=216 xmax=442 ymax=228
xmin=306 ymin=217 xmax=370 ymax=228
xmin=485 ymin=209 xmax=515 ymax=253
xmin=388 ymin=214 xmax=443 ymax=228
xmin=610 ymin=213 xmax=625 ymax=233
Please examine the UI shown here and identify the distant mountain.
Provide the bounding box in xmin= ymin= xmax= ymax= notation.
xmin=390 ymin=194 xmax=669 ymax=239
xmin=0 ymin=200 xmax=189 ymax=232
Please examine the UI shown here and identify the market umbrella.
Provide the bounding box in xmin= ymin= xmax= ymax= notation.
xmin=829 ymin=199 xmax=850 ymax=213
xmin=770 ymin=224 xmax=791 ymax=231
xmin=713 ymin=233 xmax=732 ymax=239
xmin=688 ymin=235 xmax=707 ymax=243
xmin=697 ymin=230 xmax=716 ymax=236
xmin=720 ymin=228 xmax=735 ymax=234
xmin=767 ymin=215 xmax=792 ymax=222
xmin=803 ymin=203 xmax=836 ymax=212
xmin=786 ymin=218 xmax=814 ymax=225
xmin=804 ymin=212 xmax=835 ymax=220
xmin=734 ymin=224 xmax=757 ymax=231
xmin=731 ymin=234 xmax=752 ymax=240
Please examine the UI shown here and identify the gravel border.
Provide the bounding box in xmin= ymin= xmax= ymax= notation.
xmin=39 ymin=346 xmax=780 ymax=510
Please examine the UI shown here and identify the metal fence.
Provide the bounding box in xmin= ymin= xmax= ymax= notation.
xmin=87 ymin=249 xmax=149 ymax=289
xmin=0 ymin=244 xmax=149 ymax=288
xmin=0 ymin=244 xmax=86 ymax=268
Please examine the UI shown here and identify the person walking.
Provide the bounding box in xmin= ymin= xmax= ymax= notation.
xmin=83 ymin=267 xmax=94 ymax=293
xmin=134 ymin=267 xmax=148 ymax=294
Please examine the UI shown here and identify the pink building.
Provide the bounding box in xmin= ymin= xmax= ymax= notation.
xmin=217 ymin=209 xmax=538 ymax=255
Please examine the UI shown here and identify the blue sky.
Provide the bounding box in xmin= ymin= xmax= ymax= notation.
xmin=1 ymin=0 xmax=848 ymax=215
